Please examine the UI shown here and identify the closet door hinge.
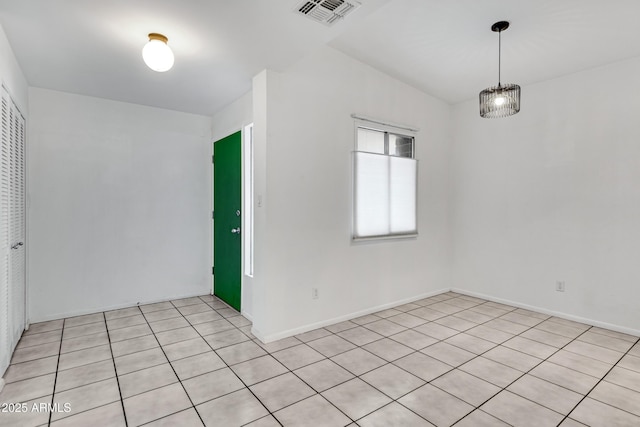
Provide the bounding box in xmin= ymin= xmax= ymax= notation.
xmin=212 ymin=267 xmax=214 ymax=275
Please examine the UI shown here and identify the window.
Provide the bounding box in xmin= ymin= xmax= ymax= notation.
xmin=353 ymin=122 xmax=417 ymax=239
xmin=356 ymin=127 xmax=414 ymax=158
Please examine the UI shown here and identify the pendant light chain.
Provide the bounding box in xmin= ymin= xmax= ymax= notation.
xmin=498 ymin=29 xmax=501 ymax=87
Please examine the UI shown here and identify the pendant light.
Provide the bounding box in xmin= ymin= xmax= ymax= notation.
xmin=479 ymin=21 xmax=520 ymax=118
xmin=142 ymin=33 xmax=174 ymax=72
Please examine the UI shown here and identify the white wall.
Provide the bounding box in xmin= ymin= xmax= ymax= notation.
xmin=212 ymin=91 xmax=252 ymax=141
xmin=28 ymin=88 xmax=212 ymax=322
xmin=211 ymin=91 xmax=254 ymax=317
xmin=451 ymin=57 xmax=640 ymax=335
xmin=0 ymin=24 xmax=27 ymax=112
xmin=251 ymin=47 xmax=453 ymax=341
xmin=250 ymin=70 xmax=270 ymax=332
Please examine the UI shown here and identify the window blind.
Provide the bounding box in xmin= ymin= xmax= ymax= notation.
xmin=353 ymin=151 xmax=417 ymax=239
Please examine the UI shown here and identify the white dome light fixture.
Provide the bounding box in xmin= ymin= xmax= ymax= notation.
xmin=142 ymin=33 xmax=174 ymax=72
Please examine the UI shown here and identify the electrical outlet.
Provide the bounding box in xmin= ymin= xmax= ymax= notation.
xmin=312 ymin=288 xmax=319 ymax=299
xmin=556 ymin=281 xmax=565 ymax=292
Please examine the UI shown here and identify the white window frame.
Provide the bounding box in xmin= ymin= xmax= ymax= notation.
xmin=352 ymin=118 xmax=418 ymax=241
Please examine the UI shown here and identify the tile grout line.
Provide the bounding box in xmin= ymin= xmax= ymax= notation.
xmin=274 ymin=340 xmax=363 ymax=423
xmin=444 ymin=341 xmax=573 ymax=425
xmin=444 ymin=303 xmax=584 ymax=423
xmin=136 ymin=301 xmax=209 ymax=427
xmin=173 ymin=296 xmax=285 ymax=427
xmin=281 ymin=295 xmax=497 ymax=425
xmin=47 ymin=318 xmax=65 ymax=427
xmin=240 ymin=319 xmax=388 ymax=423
xmin=360 ymin=299 xmax=524 ymax=425
xmin=12 ymin=296 xmax=555 ymax=423
xmin=449 ymin=319 xmax=635 ymax=426
xmin=383 ymin=295 xmax=522 ymax=423
xmin=106 ymin=298 xmax=640 ymax=424
xmin=102 ymin=311 xmax=129 ymax=427
xmin=355 ymin=301 xmax=507 ymax=398
xmin=558 ymin=335 xmax=640 ymax=425
xmin=267 ymin=327 xmax=406 ymax=423
xmin=286 ymin=296 xmax=507 ymax=425
xmin=15 ymin=293 xmax=640 ymax=426
xmin=13 ymin=296 xmax=458 ymax=426
xmin=345 ymin=298 xmax=584 ymax=425
xmin=571 ymin=334 xmax=637 ymax=353
xmin=447 ymin=308 xmax=598 ymax=426
xmin=8 ymin=349 xmax=115 ymax=398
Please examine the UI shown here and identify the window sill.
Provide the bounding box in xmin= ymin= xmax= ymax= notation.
xmin=352 ymin=233 xmax=418 ymax=243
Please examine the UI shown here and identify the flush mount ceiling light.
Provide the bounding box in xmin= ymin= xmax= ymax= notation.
xmin=479 ymin=21 xmax=520 ymax=118
xmin=142 ymin=33 xmax=174 ymax=72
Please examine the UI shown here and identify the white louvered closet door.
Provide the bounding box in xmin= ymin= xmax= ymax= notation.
xmin=0 ymin=86 xmax=26 ymax=377
xmin=0 ymin=88 xmax=10 ymax=375
xmin=9 ymin=90 xmax=25 ymax=350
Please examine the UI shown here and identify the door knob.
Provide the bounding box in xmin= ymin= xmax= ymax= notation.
xmin=11 ymin=242 xmax=23 ymax=250
xmin=231 ymin=227 xmax=241 ymax=234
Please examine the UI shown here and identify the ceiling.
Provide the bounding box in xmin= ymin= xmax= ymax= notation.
xmin=330 ymin=0 xmax=640 ymax=104
xmin=1 ymin=0 xmax=640 ymax=116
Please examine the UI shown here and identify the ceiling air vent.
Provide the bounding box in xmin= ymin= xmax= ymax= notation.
xmin=295 ymin=0 xmax=361 ymax=26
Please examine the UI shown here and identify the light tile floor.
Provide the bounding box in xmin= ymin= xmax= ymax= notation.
xmin=1 ymin=292 xmax=639 ymax=426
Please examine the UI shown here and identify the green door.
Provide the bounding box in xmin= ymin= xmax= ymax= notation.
xmin=213 ymin=131 xmax=242 ymax=311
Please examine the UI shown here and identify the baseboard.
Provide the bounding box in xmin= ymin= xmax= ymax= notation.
xmin=256 ymin=286 xmax=640 ymax=343
xmin=251 ymin=325 xmax=266 ymax=343
xmin=28 ymin=290 xmax=212 ymax=324
xmin=241 ymin=311 xmax=253 ymax=322
xmin=451 ymin=288 xmax=640 ymax=338
xmin=257 ymin=288 xmax=450 ymax=343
